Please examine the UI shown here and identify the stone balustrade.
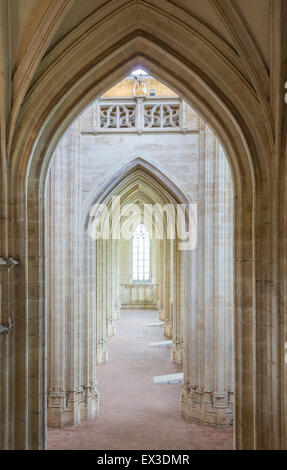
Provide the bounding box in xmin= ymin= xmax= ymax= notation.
xmin=120 ymin=283 xmax=159 ymax=309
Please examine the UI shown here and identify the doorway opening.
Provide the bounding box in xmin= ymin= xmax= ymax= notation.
xmin=45 ymin=71 xmax=234 ymax=449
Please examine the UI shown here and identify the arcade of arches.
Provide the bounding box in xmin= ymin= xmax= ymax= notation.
xmin=46 ymin=79 xmax=234 ymax=432
xmin=0 ymin=0 xmax=287 ymax=451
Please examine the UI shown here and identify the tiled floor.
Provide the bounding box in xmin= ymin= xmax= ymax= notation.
xmin=48 ymin=309 xmax=233 ymax=450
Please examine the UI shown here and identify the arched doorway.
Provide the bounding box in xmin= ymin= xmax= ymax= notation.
xmin=7 ymin=11 xmax=273 ymax=448
xmin=44 ymin=64 xmax=235 ymax=448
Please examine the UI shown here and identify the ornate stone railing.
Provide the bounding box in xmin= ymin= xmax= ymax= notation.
xmin=82 ymin=98 xmax=196 ymax=135
xmin=120 ymin=283 xmax=159 ymax=308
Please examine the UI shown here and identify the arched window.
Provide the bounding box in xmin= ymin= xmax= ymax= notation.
xmin=132 ymin=224 xmax=150 ymax=281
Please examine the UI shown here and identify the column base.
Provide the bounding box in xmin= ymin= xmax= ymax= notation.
xmin=113 ymin=309 xmax=121 ymax=320
xmin=163 ymin=319 xmax=173 ymax=338
xmin=48 ymin=384 xmax=99 ymax=428
xmin=171 ymin=342 xmax=184 ymax=364
xmin=96 ymin=342 xmax=108 ymax=364
xmin=158 ymin=309 xmax=165 ymax=321
xmin=107 ymin=320 xmax=116 ymax=336
xmin=181 ymin=385 xmax=233 ymax=427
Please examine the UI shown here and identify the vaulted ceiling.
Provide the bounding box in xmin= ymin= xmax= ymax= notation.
xmin=1 ymin=0 xmax=286 ymax=167
xmin=7 ymin=0 xmax=273 ymax=71
xmin=6 ymin=1 xmax=273 ymax=75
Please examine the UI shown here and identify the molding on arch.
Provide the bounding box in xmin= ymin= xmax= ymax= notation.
xmin=11 ymin=24 xmax=268 ymax=194
xmin=84 ymin=157 xmax=191 ymax=222
xmin=8 ymin=0 xmax=76 ymax=155
xmin=83 ymin=157 xmax=194 ymax=239
xmin=11 ymin=33 xmax=263 ymax=202
xmin=13 ymin=44 xmax=258 ymax=450
xmin=6 ymin=8 xmax=282 ymax=451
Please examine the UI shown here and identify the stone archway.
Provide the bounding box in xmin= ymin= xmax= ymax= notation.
xmin=84 ymin=157 xmax=195 ymax=364
xmin=46 ymin=133 xmax=234 ymax=434
xmin=5 ymin=8 xmax=279 ymax=449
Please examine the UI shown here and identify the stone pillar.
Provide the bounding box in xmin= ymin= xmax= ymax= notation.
xmin=171 ymin=247 xmax=184 ymax=364
xmin=0 ymin=259 xmax=17 ymax=449
xmin=106 ymin=238 xmax=115 ymax=336
xmin=47 ymin=122 xmax=99 ymax=427
xmin=158 ymin=240 xmax=166 ymax=321
xmin=181 ymin=123 xmax=234 ymax=427
xmin=163 ymin=238 xmax=173 ymax=338
xmin=47 ymin=139 xmax=67 ymax=427
xmin=81 ymin=235 xmax=99 ymax=421
xmin=96 ymin=238 xmax=108 ymax=364
xmin=111 ymin=239 xmax=120 ymax=320
xmin=112 ymin=241 xmax=119 ymax=320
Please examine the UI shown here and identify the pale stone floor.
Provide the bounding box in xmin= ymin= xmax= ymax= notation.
xmin=48 ymin=309 xmax=233 ymax=450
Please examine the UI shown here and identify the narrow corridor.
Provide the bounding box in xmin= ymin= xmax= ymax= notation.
xmin=48 ymin=309 xmax=233 ymax=450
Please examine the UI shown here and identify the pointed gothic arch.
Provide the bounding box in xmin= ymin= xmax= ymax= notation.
xmin=85 ymin=158 xmax=192 ymax=222
xmin=78 ymin=152 xmax=203 ymax=376
xmin=6 ymin=12 xmax=279 ymax=449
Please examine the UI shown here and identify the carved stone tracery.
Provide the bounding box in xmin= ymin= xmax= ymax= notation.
xmin=100 ymin=104 xmax=136 ymax=129
xmin=144 ymin=103 xmax=180 ymax=128
xmin=91 ymin=99 xmax=185 ymax=133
